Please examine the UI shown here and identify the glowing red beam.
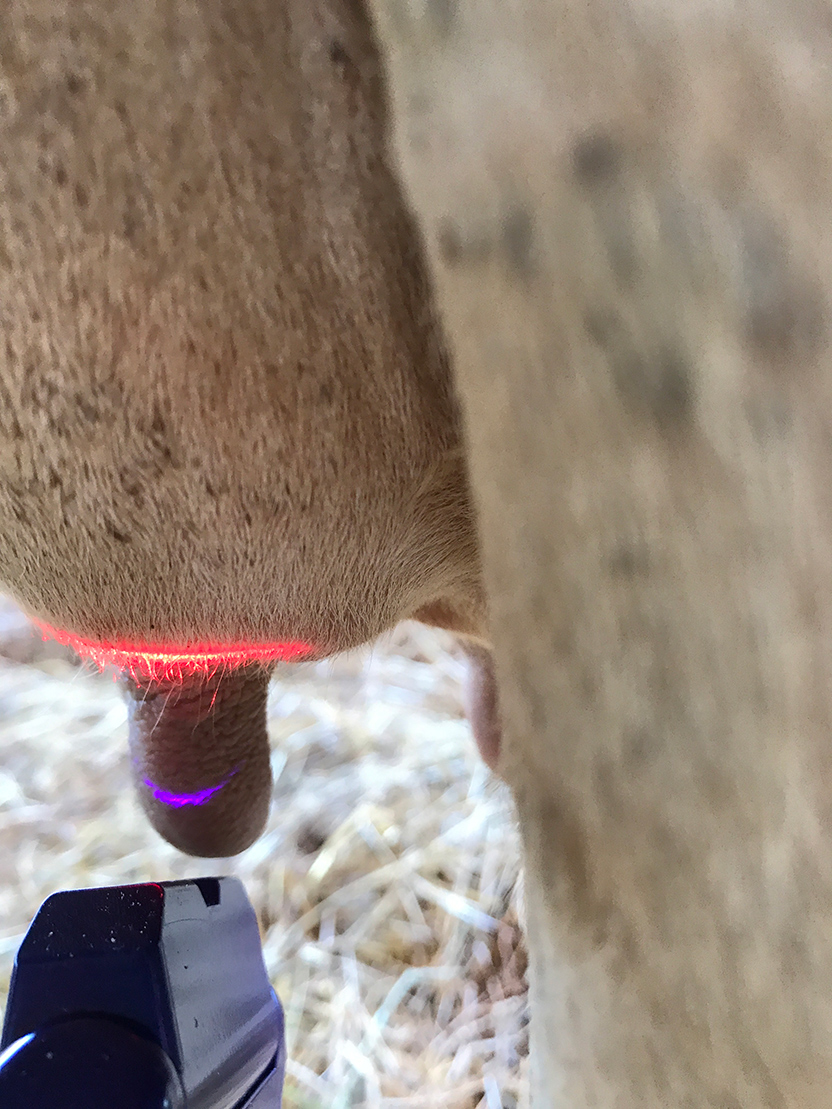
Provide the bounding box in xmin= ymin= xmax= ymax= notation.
xmin=35 ymin=621 xmax=313 ymax=683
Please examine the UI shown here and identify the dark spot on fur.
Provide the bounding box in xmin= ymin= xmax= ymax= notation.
xmin=743 ymin=395 xmax=793 ymax=443
xmin=122 ymin=206 xmax=141 ymax=242
xmin=243 ymin=509 xmax=253 ymax=527
xmin=65 ymin=73 xmax=85 ymax=97
xmin=74 ymin=183 xmax=89 ymax=209
xmin=575 ymin=150 xmax=640 ymax=285
xmin=746 ymin=287 xmax=825 ymax=363
xmin=74 ymin=394 xmax=99 ymax=424
xmin=534 ymin=794 xmax=614 ymax=942
xmin=436 ymin=218 xmax=492 ymax=268
xmin=502 ymin=205 xmax=535 ymax=277
xmin=571 ymin=132 xmax=623 ymax=187
xmin=586 ymin=309 xmax=693 ymax=424
xmin=739 ymin=210 xmax=826 ymax=363
xmin=427 ymin=0 xmax=456 ymax=35
xmin=650 ymin=348 xmax=693 ymax=421
xmin=54 ymin=163 xmax=67 ymax=187
xmin=319 ymin=381 xmax=334 ymax=403
xmin=329 ymin=39 xmax=350 ymax=68
xmin=407 ymin=91 xmax=431 ymax=118
xmin=105 ymin=522 xmax=130 ymax=544
xmin=437 ymin=219 xmax=464 ymax=265
xmin=606 ymin=224 xmax=639 ymax=287
xmin=584 ymin=308 xmax=617 ymax=346
xmin=140 ymin=404 xmax=181 ymax=470
xmin=578 ymin=666 xmax=597 ymax=702
xmin=149 ymin=403 xmax=166 ymax=439
xmin=614 ymin=346 xmax=693 ymax=424
xmin=608 ymin=543 xmax=650 ymax=578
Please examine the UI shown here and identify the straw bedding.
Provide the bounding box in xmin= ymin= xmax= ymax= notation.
xmin=0 ymin=596 xmax=527 ymax=1107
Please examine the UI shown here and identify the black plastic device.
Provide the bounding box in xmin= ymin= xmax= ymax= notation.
xmin=0 ymin=878 xmax=285 ymax=1108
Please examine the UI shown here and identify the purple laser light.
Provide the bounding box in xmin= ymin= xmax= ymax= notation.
xmin=143 ymin=768 xmax=238 ymax=809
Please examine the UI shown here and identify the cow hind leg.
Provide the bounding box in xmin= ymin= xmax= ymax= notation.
xmin=369 ymin=1 xmax=832 ymax=1104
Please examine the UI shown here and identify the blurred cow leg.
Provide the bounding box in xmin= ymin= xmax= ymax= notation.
xmin=370 ymin=1 xmax=832 ymax=1103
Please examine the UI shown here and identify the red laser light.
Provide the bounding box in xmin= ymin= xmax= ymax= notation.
xmin=35 ymin=621 xmax=313 ymax=683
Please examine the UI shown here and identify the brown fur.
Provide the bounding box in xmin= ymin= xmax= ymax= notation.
xmin=0 ymin=0 xmax=485 ymax=651
xmin=0 ymin=0 xmax=491 ymax=859
xmin=3 ymin=0 xmax=832 ymax=1102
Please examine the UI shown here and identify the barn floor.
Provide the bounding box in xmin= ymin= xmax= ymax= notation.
xmin=0 ymin=597 xmax=527 ymax=1108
